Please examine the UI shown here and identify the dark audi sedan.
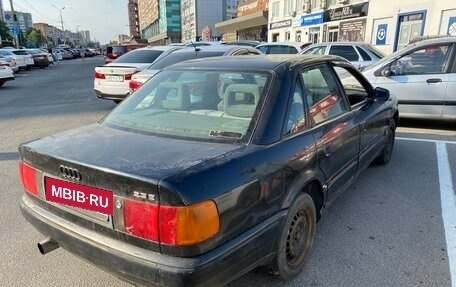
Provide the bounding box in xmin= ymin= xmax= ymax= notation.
xmin=19 ymin=55 xmax=398 ymax=286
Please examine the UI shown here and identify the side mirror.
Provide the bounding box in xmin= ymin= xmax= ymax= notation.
xmin=380 ymin=67 xmax=391 ymax=77
xmin=374 ymin=87 xmax=390 ymax=101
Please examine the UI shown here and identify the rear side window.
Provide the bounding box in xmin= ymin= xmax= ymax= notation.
xmin=300 ymin=64 xmax=348 ymax=124
xmin=329 ymin=45 xmax=359 ymax=61
xmin=114 ymin=50 xmax=164 ymax=63
xmin=302 ymin=46 xmax=326 ymax=55
xmin=256 ymin=46 xmax=268 ymax=53
xmin=356 ymin=47 xmax=372 ymax=61
xmin=268 ymin=45 xmax=297 ymax=54
xmin=111 ymin=46 xmax=126 ymax=54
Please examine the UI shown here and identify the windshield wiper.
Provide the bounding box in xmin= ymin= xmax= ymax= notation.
xmin=209 ymin=130 xmax=242 ymax=139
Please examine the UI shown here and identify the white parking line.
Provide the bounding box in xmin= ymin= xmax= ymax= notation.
xmin=398 ymin=137 xmax=456 ymax=286
xmin=436 ymin=142 xmax=456 ymax=287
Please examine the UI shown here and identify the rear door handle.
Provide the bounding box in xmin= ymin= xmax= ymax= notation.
xmin=426 ymin=78 xmax=442 ymax=84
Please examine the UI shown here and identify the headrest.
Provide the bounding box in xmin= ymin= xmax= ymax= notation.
xmin=223 ymin=84 xmax=261 ymax=118
xmin=156 ymin=82 xmax=190 ymax=110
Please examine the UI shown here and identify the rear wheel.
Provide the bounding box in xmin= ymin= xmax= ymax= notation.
xmin=269 ymin=193 xmax=316 ymax=280
xmin=376 ymin=121 xmax=396 ymax=165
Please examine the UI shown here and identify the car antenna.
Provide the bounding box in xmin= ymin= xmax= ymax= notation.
xmin=190 ymin=40 xmax=200 ymax=52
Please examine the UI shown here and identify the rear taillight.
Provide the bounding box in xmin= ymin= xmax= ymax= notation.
xmin=129 ymin=79 xmax=143 ymax=91
xmin=124 ymin=71 xmax=138 ymax=81
xmin=19 ymin=161 xmax=39 ymax=197
xmin=124 ymin=199 xmax=219 ymax=245
xmin=94 ymin=71 xmax=105 ymax=79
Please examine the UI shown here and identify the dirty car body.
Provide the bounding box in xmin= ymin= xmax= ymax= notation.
xmin=19 ymin=55 xmax=398 ymax=286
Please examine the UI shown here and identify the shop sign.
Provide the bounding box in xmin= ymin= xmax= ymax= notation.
xmin=301 ymin=12 xmax=324 ymax=26
xmin=270 ymin=20 xmax=292 ymax=30
xmin=376 ymin=24 xmax=387 ymax=45
xmin=238 ymin=0 xmax=268 ymax=17
xmin=338 ymin=18 xmax=366 ymax=42
xmin=325 ymin=2 xmax=369 ymax=22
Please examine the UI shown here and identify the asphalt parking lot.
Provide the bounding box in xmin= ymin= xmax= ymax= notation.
xmin=0 ymin=58 xmax=455 ymax=286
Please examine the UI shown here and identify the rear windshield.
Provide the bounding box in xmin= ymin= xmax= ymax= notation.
xmin=113 ymin=50 xmax=164 ymax=63
xmin=103 ymin=69 xmax=271 ymax=143
xmin=108 ymin=46 xmax=127 ymax=55
xmin=148 ymin=51 xmax=225 ymax=70
xmin=12 ymin=50 xmax=30 ymax=55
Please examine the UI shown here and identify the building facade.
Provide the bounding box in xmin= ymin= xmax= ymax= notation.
xmin=181 ymin=0 xmax=224 ymax=42
xmin=216 ymin=0 xmax=269 ymax=42
xmin=365 ymin=0 xmax=456 ymax=53
xmin=128 ymin=0 xmax=141 ymax=38
xmin=4 ymin=11 xmax=33 ymax=38
xmin=265 ymin=0 xmax=456 ymax=54
xmin=138 ymin=0 xmax=181 ymax=45
xmin=0 ymin=0 xmax=4 ymax=22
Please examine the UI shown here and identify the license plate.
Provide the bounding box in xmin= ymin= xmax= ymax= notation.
xmin=45 ymin=177 xmax=113 ymax=215
xmin=105 ymin=75 xmax=124 ymax=82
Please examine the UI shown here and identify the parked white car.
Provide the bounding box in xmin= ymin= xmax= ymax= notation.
xmin=0 ymin=65 xmax=14 ymax=87
xmin=7 ymin=49 xmax=34 ymax=70
xmin=94 ymin=46 xmax=180 ymax=103
xmin=0 ymin=49 xmax=26 ymax=71
xmin=301 ymin=42 xmax=385 ymax=69
xmin=0 ymin=54 xmax=19 ymax=72
xmin=361 ymin=37 xmax=456 ymax=120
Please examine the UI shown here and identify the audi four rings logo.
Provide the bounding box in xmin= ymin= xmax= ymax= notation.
xmin=59 ymin=165 xmax=82 ymax=181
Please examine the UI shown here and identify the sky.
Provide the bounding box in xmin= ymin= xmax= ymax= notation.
xmin=7 ymin=0 xmax=130 ymax=44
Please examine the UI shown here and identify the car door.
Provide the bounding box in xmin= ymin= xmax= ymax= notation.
xmin=332 ymin=63 xmax=390 ymax=172
xmin=373 ymin=43 xmax=452 ymax=119
xmin=300 ymin=63 xmax=359 ymax=200
xmin=442 ymin=47 xmax=456 ymax=119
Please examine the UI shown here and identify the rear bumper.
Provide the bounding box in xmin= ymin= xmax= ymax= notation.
xmin=1 ymin=76 xmax=14 ymax=82
xmin=94 ymin=89 xmax=130 ymax=101
xmin=20 ymin=194 xmax=284 ymax=287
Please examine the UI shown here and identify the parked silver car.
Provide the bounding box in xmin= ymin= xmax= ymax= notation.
xmin=362 ymin=37 xmax=456 ymax=121
xmin=301 ymin=42 xmax=385 ymax=69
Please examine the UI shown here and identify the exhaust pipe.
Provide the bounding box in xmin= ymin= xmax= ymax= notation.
xmin=37 ymin=238 xmax=60 ymax=255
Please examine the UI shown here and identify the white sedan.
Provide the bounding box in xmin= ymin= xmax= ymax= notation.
xmin=0 ymin=49 xmax=26 ymax=71
xmin=0 ymin=65 xmax=14 ymax=87
xmin=93 ymin=46 xmax=180 ymax=103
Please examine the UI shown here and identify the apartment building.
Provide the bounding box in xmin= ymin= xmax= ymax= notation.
xmin=265 ymin=0 xmax=456 ymax=54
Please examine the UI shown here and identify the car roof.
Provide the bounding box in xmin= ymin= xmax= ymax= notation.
xmin=135 ymin=45 xmax=178 ymax=52
xmin=405 ymin=36 xmax=456 ymax=47
xmin=170 ymin=45 xmax=257 ymax=53
xmin=164 ymin=54 xmax=347 ymax=71
xmin=256 ymin=42 xmax=304 ymax=48
xmin=306 ymin=42 xmax=370 ymax=46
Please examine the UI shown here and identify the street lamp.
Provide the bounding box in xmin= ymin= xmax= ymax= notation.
xmin=51 ymin=4 xmax=65 ymax=44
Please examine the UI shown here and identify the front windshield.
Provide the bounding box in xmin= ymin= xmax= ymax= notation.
xmin=103 ymin=69 xmax=271 ymax=143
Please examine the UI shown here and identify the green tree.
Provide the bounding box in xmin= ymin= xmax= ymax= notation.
xmin=0 ymin=20 xmax=13 ymax=47
xmin=26 ymin=28 xmax=43 ymax=47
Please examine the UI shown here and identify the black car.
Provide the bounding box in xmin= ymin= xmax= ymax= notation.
xmin=129 ymin=45 xmax=263 ymax=91
xmin=25 ymin=49 xmax=50 ymax=68
xmin=19 ymin=55 xmax=398 ymax=287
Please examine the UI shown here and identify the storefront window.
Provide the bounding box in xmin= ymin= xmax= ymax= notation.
xmin=396 ymin=12 xmax=425 ymax=51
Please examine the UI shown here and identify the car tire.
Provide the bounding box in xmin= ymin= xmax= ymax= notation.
xmin=26 ymin=66 xmax=31 ymax=71
xmin=376 ymin=121 xmax=396 ymax=165
xmin=268 ymin=192 xmax=316 ymax=280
